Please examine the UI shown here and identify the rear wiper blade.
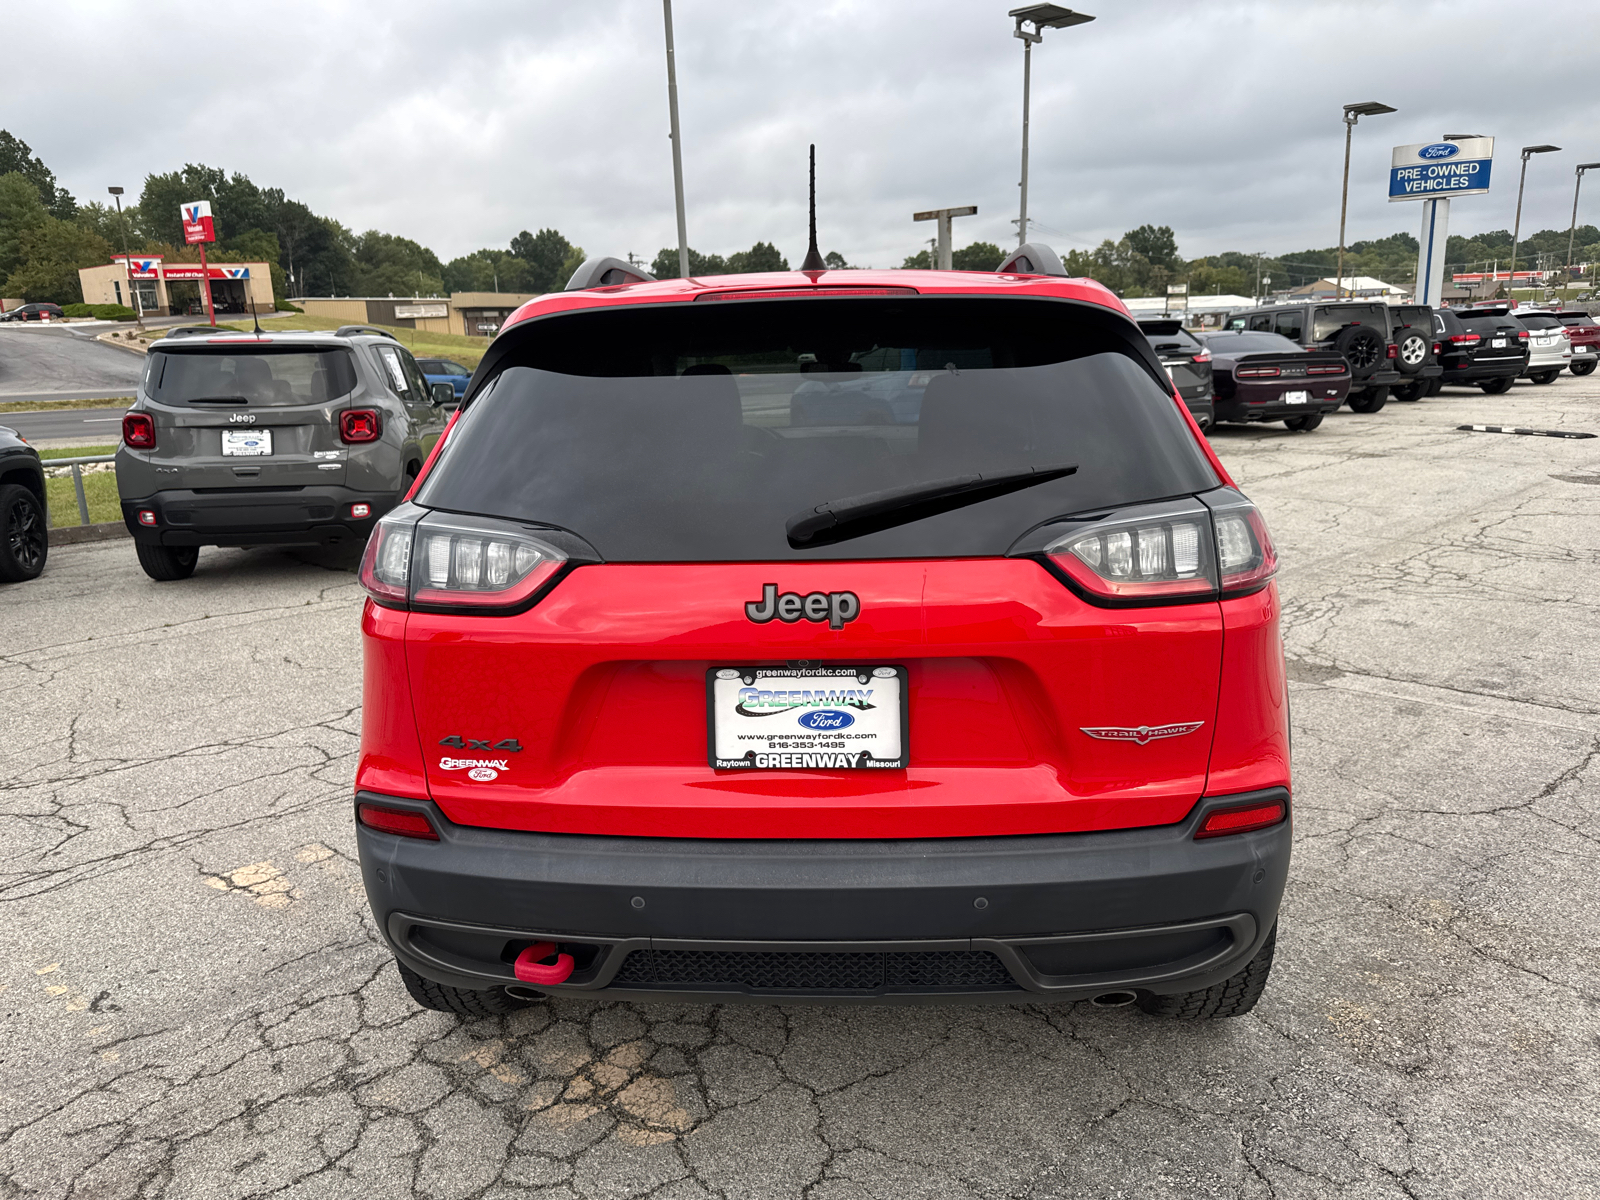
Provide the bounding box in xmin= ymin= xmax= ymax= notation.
xmin=786 ymin=463 xmax=1078 ymax=549
xmin=187 ymin=395 xmax=250 ymax=406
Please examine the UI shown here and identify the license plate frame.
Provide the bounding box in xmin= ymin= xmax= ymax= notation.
xmin=221 ymin=428 xmax=272 ymax=456
xmin=707 ymin=665 xmax=909 ymax=770
xmin=1283 ymin=390 xmax=1309 ymax=404
xmin=1492 ymin=337 xmax=1508 ymax=349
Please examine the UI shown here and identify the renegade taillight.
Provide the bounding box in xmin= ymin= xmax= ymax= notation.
xmin=1236 ymin=365 xmax=1279 ymax=378
xmin=123 ymin=412 xmax=155 ymax=449
xmin=359 ymin=505 xmax=568 ymax=613
xmin=357 ymin=803 xmax=439 ymax=840
xmin=340 ymin=409 xmax=381 ymax=443
xmin=1196 ymin=797 xmax=1286 ymax=839
xmin=1206 ymin=496 xmax=1278 ymax=598
xmin=1045 ymin=501 xmax=1217 ymax=604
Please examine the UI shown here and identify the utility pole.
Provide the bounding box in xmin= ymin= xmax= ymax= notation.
xmin=662 ymin=0 xmax=690 ymax=278
xmin=1336 ymin=101 xmax=1396 ymax=299
xmin=1010 ymin=6 xmax=1093 ymax=247
xmin=1566 ymin=162 xmax=1600 ymax=287
xmin=913 ymin=206 xmax=978 ymax=270
xmin=107 ymin=187 xmax=143 ymax=330
xmin=1509 ymin=144 xmax=1561 ymax=289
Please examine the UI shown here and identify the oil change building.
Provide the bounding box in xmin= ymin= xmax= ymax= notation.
xmin=78 ymin=255 xmax=275 ymax=316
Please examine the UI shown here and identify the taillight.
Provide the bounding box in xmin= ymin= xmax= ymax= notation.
xmin=1517 ymin=330 xmax=1529 ymax=342
xmin=358 ymin=504 xmax=568 ymax=614
xmin=1190 ymin=351 xmax=1212 ymax=364
xmin=1386 ymin=343 xmax=1398 ymax=359
xmin=340 ymin=409 xmax=381 ymax=443
xmin=1448 ymin=334 xmax=1481 ymax=345
xmin=1044 ymin=500 xmax=1217 ymax=605
xmin=122 ymin=412 xmax=155 ymax=449
xmin=357 ymin=803 xmax=439 ymax=840
xmin=1306 ymin=364 xmax=1344 ymax=375
xmin=1235 ymin=366 xmax=1280 ymax=378
xmin=1205 ymin=494 xmax=1278 ymax=598
xmin=1195 ymin=796 xmax=1287 ymax=839
xmin=1432 ymin=342 xmax=1443 ymax=356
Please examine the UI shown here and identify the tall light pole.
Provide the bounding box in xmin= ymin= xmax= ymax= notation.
xmin=1336 ymin=101 xmax=1395 ymax=299
xmin=662 ymin=0 xmax=690 ymax=279
xmin=1508 ymin=144 xmax=1561 ymax=292
xmin=1009 ymin=5 xmax=1093 ymax=248
xmin=1565 ymin=161 xmax=1600 ymax=289
xmin=107 ymin=186 xmax=143 ymax=331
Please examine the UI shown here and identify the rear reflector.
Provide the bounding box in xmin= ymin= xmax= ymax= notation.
xmin=123 ymin=412 xmax=156 ymax=449
xmin=137 ymin=509 xmax=157 ymax=526
xmin=350 ymin=503 xmax=371 ymax=519
xmin=1196 ymin=798 xmax=1287 ymax=838
xmin=357 ymin=803 xmax=439 ymax=840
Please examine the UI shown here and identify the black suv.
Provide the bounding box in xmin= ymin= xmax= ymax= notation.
xmin=1387 ymin=304 xmax=1442 ymax=402
xmin=1225 ymin=302 xmax=1399 ymax=412
xmin=1431 ymin=308 xmax=1527 ymax=394
xmin=0 ymin=424 xmax=48 ymax=582
xmin=1136 ymin=319 xmax=1214 ymax=429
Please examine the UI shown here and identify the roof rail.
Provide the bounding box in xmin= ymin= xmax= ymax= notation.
xmin=335 ymin=325 xmax=400 ymax=340
xmin=565 ymin=256 xmax=656 ymax=291
xmin=162 ymin=325 xmax=230 ymax=338
xmin=995 ymin=242 xmax=1068 ymax=277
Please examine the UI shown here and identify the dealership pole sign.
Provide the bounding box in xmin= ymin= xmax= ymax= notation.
xmin=1389 ymin=138 xmax=1495 ymax=311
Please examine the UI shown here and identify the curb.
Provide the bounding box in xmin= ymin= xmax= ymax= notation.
xmin=49 ymin=522 xmax=130 ymax=545
xmin=95 ymin=331 xmax=151 ymax=356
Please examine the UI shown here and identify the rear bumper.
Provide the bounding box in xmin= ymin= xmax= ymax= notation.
xmin=120 ymin=485 xmax=395 ymax=547
xmin=357 ymin=787 xmax=1291 ymax=1003
xmin=1440 ymin=354 xmax=1524 ymax=383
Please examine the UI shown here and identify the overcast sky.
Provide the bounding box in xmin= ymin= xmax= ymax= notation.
xmin=8 ymin=1 xmax=1600 ymax=269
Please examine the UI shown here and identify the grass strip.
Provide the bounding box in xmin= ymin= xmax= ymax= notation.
xmin=0 ymin=397 xmax=133 ymax=413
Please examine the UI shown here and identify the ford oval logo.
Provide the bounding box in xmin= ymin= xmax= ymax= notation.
xmin=1418 ymin=142 xmax=1460 ymax=161
xmin=798 ymin=709 xmax=854 ymax=730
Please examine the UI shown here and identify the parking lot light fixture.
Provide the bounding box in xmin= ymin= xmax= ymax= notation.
xmin=1010 ymin=5 xmax=1094 ymax=247
xmin=107 ymin=186 xmax=143 ymax=331
xmin=1509 ymin=144 xmax=1561 ymax=288
xmin=1336 ymin=101 xmax=1396 ymax=299
xmin=1566 ymin=162 xmax=1600 ymax=284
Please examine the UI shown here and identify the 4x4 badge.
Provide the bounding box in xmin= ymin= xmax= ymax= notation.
xmin=1080 ymin=722 xmax=1204 ymax=745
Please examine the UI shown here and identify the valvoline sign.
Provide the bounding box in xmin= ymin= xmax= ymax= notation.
xmin=1389 ymin=137 xmax=1494 ymax=201
xmin=180 ymin=200 xmax=216 ymax=244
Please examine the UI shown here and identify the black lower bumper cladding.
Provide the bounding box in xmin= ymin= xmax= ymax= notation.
xmin=356 ymin=789 xmax=1291 ymax=1003
xmin=121 ymin=486 xmax=396 ymax=547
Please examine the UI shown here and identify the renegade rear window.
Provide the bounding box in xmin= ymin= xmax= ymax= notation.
xmin=416 ymin=298 xmax=1219 ymax=562
xmin=147 ymin=347 xmax=358 ymax=407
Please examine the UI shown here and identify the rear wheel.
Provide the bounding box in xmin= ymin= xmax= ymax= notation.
xmin=1283 ymin=413 xmax=1323 ymax=432
xmin=1332 ymin=326 xmax=1384 ymax=374
xmin=1346 ymin=386 xmax=1388 ymax=413
xmin=135 ymin=542 xmax=199 ymax=581
xmin=1391 ymin=379 xmax=1428 ymax=402
xmin=1571 ymin=359 xmax=1597 ymax=376
xmin=0 ymin=484 xmax=48 ymax=583
xmin=1479 ymin=376 xmax=1514 ymax=395
xmin=1427 ymin=376 xmax=1445 ymax=396
xmin=397 ymin=960 xmax=525 ymax=1016
xmin=1137 ymin=925 xmax=1277 ymax=1019
xmin=1529 ymin=369 xmax=1560 ymax=385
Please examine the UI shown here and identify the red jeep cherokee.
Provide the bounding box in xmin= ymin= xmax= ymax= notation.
xmin=355 ymin=248 xmax=1291 ymax=1017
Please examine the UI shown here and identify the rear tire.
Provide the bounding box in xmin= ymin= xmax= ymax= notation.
xmin=1391 ymin=379 xmax=1428 ymax=402
xmin=1529 ymin=370 xmax=1560 ymax=385
xmin=1346 ymin=386 xmax=1388 ymax=413
xmin=1283 ymin=413 xmax=1323 ymax=432
xmin=1571 ymin=359 xmax=1597 ymax=376
xmin=1479 ymin=376 xmax=1514 ymax=395
xmin=1427 ymin=376 xmax=1445 ymax=396
xmin=397 ymin=960 xmax=525 ymax=1017
xmin=0 ymin=484 xmax=48 ymax=583
xmin=1395 ymin=332 xmax=1428 ymax=374
xmin=1137 ymin=925 xmax=1277 ymax=1019
xmin=135 ymin=542 xmax=198 ymax=581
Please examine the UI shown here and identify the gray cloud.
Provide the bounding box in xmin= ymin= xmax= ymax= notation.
xmin=8 ymin=1 xmax=1598 ymax=269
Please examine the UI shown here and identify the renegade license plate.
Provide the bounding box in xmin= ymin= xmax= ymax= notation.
xmin=708 ymin=665 xmax=908 ymax=770
xmin=222 ymin=429 xmax=272 ymax=456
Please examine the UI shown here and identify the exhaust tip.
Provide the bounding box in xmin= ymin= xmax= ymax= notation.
xmin=1090 ymin=990 xmax=1138 ymax=1008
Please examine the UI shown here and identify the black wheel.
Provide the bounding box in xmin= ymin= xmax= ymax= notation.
xmin=397 ymin=960 xmax=525 ymax=1016
xmin=1391 ymin=379 xmax=1428 ymax=402
xmin=1529 ymin=370 xmax=1560 ymax=385
xmin=1331 ymin=325 xmax=1384 ymax=375
xmin=135 ymin=542 xmax=199 ymax=581
xmin=1283 ymin=412 xmax=1323 ymax=432
xmin=0 ymin=484 xmax=48 ymax=583
xmin=1346 ymin=386 xmax=1389 ymax=413
xmin=1478 ymin=376 xmax=1514 ymax=395
xmin=1137 ymin=925 xmax=1277 ymax=1019
xmin=1571 ymin=359 xmax=1597 ymax=376
xmin=1395 ymin=332 xmax=1428 ymax=374
xmin=1427 ymin=376 xmax=1445 ymax=396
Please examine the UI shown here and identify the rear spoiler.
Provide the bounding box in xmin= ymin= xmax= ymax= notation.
xmin=995 ymin=242 xmax=1067 ymax=277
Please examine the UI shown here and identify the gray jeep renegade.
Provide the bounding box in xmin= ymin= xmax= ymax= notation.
xmin=117 ymin=325 xmax=456 ymax=580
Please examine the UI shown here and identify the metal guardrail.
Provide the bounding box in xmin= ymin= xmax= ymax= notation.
xmin=42 ymin=454 xmax=116 ymax=527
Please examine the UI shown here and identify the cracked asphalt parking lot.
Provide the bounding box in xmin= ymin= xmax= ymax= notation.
xmin=3 ymin=377 xmax=1599 ymax=1199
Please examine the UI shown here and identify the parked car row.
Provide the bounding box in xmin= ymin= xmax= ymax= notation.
xmin=1140 ymin=300 xmax=1595 ymax=433
xmin=0 ymin=302 xmax=65 ymax=322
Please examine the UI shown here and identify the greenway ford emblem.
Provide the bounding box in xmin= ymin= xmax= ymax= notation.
xmin=1081 ymin=721 xmax=1204 ymax=745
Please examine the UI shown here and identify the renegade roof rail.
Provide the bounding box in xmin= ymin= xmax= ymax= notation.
xmin=996 ymin=242 xmax=1068 ymax=277
xmin=335 ymin=325 xmax=400 ymax=340
xmin=564 ymin=256 xmax=656 ymax=291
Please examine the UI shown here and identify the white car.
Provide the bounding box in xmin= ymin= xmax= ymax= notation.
xmin=1517 ymin=313 xmax=1571 ymax=384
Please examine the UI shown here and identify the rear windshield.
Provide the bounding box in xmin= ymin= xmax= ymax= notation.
xmin=1205 ymin=332 xmax=1304 ymax=354
xmin=1394 ymin=306 xmax=1431 ymax=327
xmin=417 ymin=298 xmax=1219 ymax=562
xmin=1460 ymin=313 xmax=1521 ymax=333
xmin=1311 ymin=305 xmax=1386 ymax=341
xmin=147 ymin=347 xmax=358 ymax=407
xmin=1140 ymin=325 xmax=1204 ymax=355
xmin=1516 ymin=314 xmax=1563 ymax=330
xmin=1557 ymin=313 xmax=1596 ymax=327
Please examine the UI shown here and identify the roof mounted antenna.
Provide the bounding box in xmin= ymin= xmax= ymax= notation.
xmin=250 ymin=295 xmax=263 ymax=336
xmin=801 ymin=144 xmax=825 ymax=272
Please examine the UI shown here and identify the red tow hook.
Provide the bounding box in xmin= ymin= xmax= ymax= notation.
xmin=513 ymin=941 xmax=574 ymax=985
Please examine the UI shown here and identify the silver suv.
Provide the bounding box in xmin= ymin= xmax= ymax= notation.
xmin=116 ymin=326 xmax=456 ymax=580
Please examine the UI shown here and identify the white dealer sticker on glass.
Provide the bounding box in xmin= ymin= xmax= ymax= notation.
xmin=222 ymin=429 xmax=271 ymax=456
xmin=709 ymin=665 xmax=907 ymax=770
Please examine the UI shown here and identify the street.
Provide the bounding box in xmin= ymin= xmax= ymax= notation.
xmin=0 ymin=406 xmax=130 ymax=442
xmin=0 ymin=324 xmax=141 ymax=407
xmin=1 ymin=379 xmax=1598 ymax=1198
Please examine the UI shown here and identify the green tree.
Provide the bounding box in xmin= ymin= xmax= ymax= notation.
xmin=1125 ymin=225 xmax=1179 ymax=271
xmin=6 ymin=219 xmax=112 ymax=304
xmin=823 ymin=251 xmax=849 ymax=269
xmin=75 ymin=200 xmax=146 ymax=254
xmin=444 ymin=250 xmax=535 ymax=293
xmin=0 ymin=131 xmax=74 ymax=218
xmin=138 ymin=164 xmax=228 ymax=245
xmin=951 ymin=241 xmax=1004 ymax=271
xmin=510 ymin=228 xmax=585 ymax=292
xmin=726 ymin=241 xmax=788 ymax=273
xmin=651 ymin=246 xmax=728 ymax=278
xmin=351 ymin=230 xmax=444 ymax=296
xmin=0 ymin=172 xmax=51 ymax=287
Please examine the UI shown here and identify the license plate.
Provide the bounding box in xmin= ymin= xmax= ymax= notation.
xmin=1492 ymin=338 xmax=1508 ymax=348
xmin=222 ymin=429 xmax=271 ymax=456
xmin=708 ymin=665 xmax=908 ymax=770
xmin=1576 ymin=345 xmax=1594 ymax=354
xmin=1284 ymin=390 xmax=1309 ymax=404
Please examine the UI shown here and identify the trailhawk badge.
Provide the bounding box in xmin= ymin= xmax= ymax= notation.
xmin=1080 ymin=721 xmax=1205 ymax=745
